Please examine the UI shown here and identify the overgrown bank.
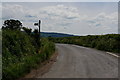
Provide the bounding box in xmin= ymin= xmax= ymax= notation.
xmin=2 ymin=21 xmax=55 ymax=80
xmin=49 ymin=34 xmax=120 ymax=53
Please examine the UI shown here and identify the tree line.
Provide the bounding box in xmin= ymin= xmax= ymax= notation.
xmin=49 ymin=34 xmax=120 ymax=53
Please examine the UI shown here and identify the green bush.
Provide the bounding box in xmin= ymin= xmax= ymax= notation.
xmin=2 ymin=29 xmax=55 ymax=80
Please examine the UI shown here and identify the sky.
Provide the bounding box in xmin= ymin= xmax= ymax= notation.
xmin=1 ymin=0 xmax=120 ymax=2
xmin=1 ymin=2 xmax=119 ymax=35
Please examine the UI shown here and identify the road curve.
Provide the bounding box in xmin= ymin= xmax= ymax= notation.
xmin=37 ymin=44 xmax=118 ymax=78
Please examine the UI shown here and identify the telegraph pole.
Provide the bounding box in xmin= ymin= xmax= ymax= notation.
xmin=34 ymin=20 xmax=41 ymax=46
xmin=38 ymin=20 xmax=41 ymax=39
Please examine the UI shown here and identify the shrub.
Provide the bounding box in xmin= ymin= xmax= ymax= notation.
xmin=50 ymin=34 xmax=120 ymax=53
xmin=2 ymin=29 xmax=55 ymax=80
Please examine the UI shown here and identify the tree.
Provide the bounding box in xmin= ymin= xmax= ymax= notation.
xmin=33 ymin=29 xmax=39 ymax=34
xmin=33 ymin=29 xmax=39 ymax=40
xmin=2 ymin=19 xmax=22 ymax=30
xmin=22 ymin=27 xmax=32 ymax=35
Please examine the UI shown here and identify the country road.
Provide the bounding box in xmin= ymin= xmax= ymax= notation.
xmin=37 ymin=44 xmax=118 ymax=78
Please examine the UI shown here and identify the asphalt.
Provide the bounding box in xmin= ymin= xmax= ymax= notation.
xmin=37 ymin=44 xmax=118 ymax=78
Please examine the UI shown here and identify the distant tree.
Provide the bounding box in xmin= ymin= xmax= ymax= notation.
xmin=22 ymin=27 xmax=32 ymax=35
xmin=33 ymin=29 xmax=39 ymax=39
xmin=33 ymin=29 xmax=39 ymax=34
xmin=2 ymin=19 xmax=22 ymax=30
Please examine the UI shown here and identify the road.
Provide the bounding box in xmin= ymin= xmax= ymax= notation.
xmin=37 ymin=44 xmax=118 ymax=78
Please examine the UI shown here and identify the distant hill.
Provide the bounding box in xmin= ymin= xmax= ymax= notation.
xmin=41 ymin=32 xmax=75 ymax=37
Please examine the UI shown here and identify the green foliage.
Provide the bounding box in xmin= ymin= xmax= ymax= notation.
xmin=2 ymin=19 xmax=22 ymax=30
xmin=41 ymin=38 xmax=55 ymax=60
xmin=2 ymin=29 xmax=55 ymax=80
xmin=22 ymin=27 xmax=32 ymax=35
xmin=32 ymin=29 xmax=40 ymax=48
xmin=49 ymin=34 xmax=120 ymax=53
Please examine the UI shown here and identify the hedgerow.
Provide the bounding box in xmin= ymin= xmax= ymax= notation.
xmin=2 ymin=29 xmax=55 ymax=80
xmin=49 ymin=34 xmax=120 ymax=53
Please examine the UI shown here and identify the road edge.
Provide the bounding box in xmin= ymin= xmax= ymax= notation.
xmin=106 ymin=52 xmax=119 ymax=58
xmin=19 ymin=50 xmax=58 ymax=79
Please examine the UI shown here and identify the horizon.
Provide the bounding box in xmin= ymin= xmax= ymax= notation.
xmin=1 ymin=2 xmax=118 ymax=36
xmin=40 ymin=31 xmax=119 ymax=36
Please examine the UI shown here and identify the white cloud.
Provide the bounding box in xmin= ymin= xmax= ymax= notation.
xmin=2 ymin=3 xmax=118 ymax=35
xmin=39 ymin=5 xmax=82 ymax=21
xmin=2 ymin=4 xmax=83 ymax=27
xmin=86 ymin=12 xmax=118 ymax=33
xmin=2 ymin=4 xmax=24 ymax=19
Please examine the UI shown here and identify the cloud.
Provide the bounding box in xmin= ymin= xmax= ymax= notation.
xmin=2 ymin=4 xmax=84 ymax=29
xmin=39 ymin=4 xmax=82 ymax=21
xmin=86 ymin=12 xmax=118 ymax=31
xmin=2 ymin=4 xmax=24 ymax=19
xmin=87 ymin=12 xmax=118 ymax=34
xmin=2 ymin=3 xmax=118 ymax=35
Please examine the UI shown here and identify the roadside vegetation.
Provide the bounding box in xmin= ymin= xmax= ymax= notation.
xmin=2 ymin=19 xmax=55 ymax=80
xmin=49 ymin=34 xmax=120 ymax=53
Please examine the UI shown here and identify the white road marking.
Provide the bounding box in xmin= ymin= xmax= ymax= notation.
xmin=106 ymin=52 xmax=119 ymax=58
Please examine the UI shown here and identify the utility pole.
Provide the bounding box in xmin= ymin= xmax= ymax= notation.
xmin=34 ymin=20 xmax=41 ymax=46
xmin=38 ymin=20 xmax=41 ymax=38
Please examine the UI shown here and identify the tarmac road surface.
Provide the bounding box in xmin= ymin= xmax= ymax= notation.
xmin=37 ymin=44 xmax=118 ymax=78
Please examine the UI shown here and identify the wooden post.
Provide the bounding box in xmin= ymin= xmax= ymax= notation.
xmin=34 ymin=20 xmax=41 ymax=47
xmin=39 ymin=20 xmax=41 ymax=47
xmin=39 ymin=20 xmax=41 ymax=40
